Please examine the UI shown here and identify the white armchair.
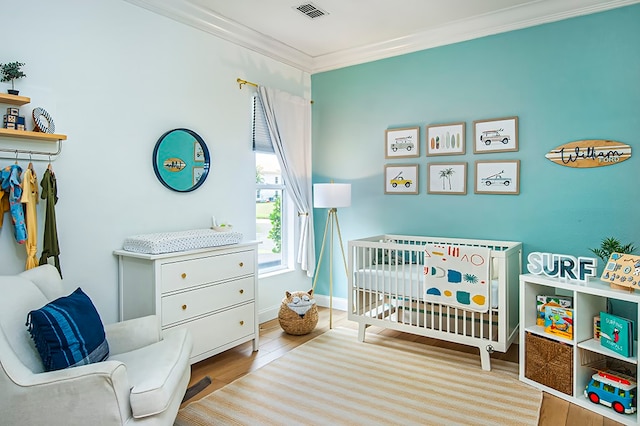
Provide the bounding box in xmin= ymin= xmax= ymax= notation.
xmin=0 ymin=265 xmax=193 ymax=425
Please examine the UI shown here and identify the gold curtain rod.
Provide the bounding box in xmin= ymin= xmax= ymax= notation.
xmin=237 ymin=78 xmax=258 ymax=89
xmin=236 ymin=77 xmax=313 ymax=103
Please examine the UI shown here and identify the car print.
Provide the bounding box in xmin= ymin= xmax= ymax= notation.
xmin=391 ymin=177 xmax=412 ymax=188
xmin=481 ymin=171 xmax=511 ymax=186
xmin=480 ymin=129 xmax=510 ymax=146
xmin=391 ymin=136 xmax=414 ymax=152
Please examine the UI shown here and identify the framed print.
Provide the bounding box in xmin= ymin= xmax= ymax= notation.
xmin=426 ymin=122 xmax=465 ymax=156
xmin=193 ymin=167 xmax=205 ymax=185
xmin=385 ymin=126 xmax=420 ymax=158
xmin=474 ymin=160 xmax=520 ymax=194
xmin=427 ymin=162 xmax=467 ymax=194
xmin=384 ymin=164 xmax=418 ymax=194
xmin=194 ymin=141 xmax=205 ymax=161
xmin=473 ymin=116 xmax=518 ymax=154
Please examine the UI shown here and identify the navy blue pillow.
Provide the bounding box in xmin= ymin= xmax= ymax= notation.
xmin=26 ymin=287 xmax=109 ymax=372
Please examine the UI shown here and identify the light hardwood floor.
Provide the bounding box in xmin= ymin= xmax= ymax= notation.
xmin=182 ymin=307 xmax=623 ymax=426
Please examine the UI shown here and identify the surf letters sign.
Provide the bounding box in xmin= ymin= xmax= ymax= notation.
xmin=545 ymin=140 xmax=631 ymax=168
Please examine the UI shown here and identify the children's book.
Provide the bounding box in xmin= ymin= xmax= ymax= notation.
xmin=544 ymin=306 xmax=573 ymax=339
xmin=536 ymin=295 xmax=573 ymax=327
xmin=600 ymin=311 xmax=634 ymax=357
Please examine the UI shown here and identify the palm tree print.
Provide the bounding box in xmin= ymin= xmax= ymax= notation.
xmin=439 ymin=167 xmax=455 ymax=190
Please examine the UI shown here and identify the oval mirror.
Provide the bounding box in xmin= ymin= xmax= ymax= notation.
xmin=152 ymin=128 xmax=210 ymax=192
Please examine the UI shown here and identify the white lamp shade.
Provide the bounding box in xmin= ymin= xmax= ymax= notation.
xmin=313 ymin=183 xmax=351 ymax=208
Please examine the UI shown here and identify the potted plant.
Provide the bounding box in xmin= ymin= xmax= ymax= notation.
xmin=0 ymin=62 xmax=26 ymax=95
xmin=590 ymin=237 xmax=636 ymax=264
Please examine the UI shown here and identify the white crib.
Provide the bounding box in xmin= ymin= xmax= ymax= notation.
xmin=348 ymin=234 xmax=522 ymax=371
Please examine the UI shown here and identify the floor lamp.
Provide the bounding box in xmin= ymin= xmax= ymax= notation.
xmin=311 ymin=182 xmax=351 ymax=329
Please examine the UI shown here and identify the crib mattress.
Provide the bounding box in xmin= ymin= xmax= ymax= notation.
xmin=354 ymin=267 xmax=424 ymax=299
xmin=355 ymin=268 xmax=499 ymax=308
xmin=122 ymin=229 xmax=242 ymax=254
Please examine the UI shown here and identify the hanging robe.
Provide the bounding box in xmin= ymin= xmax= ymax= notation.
xmin=21 ymin=165 xmax=39 ymax=270
xmin=0 ymin=164 xmax=27 ymax=244
xmin=39 ymin=167 xmax=62 ymax=277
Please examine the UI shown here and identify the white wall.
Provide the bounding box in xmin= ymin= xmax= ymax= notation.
xmin=0 ymin=0 xmax=312 ymax=323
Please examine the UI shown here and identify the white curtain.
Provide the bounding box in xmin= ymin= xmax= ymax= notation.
xmin=257 ymin=86 xmax=315 ymax=277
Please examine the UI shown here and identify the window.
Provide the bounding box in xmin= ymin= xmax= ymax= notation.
xmin=253 ymin=95 xmax=290 ymax=272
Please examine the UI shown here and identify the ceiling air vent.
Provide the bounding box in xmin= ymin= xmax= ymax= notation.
xmin=295 ymin=3 xmax=328 ymax=19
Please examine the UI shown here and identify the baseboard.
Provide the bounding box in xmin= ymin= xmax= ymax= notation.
xmin=258 ymin=306 xmax=280 ymax=324
xmin=313 ymin=294 xmax=347 ymax=311
xmin=258 ymin=295 xmax=347 ymax=324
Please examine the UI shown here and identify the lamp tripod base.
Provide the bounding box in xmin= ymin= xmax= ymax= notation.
xmin=311 ymin=208 xmax=348 ymax=329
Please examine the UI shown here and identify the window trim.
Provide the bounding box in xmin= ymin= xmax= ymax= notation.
xmin=256 ymin=156 xmax=291 ymax=274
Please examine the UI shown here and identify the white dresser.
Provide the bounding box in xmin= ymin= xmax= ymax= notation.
xmin=114 ymin=242 xmax=259 ymax=364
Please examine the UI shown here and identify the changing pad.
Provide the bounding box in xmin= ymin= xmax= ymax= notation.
xmin=123 ymin=229 xmax=242 ymax=255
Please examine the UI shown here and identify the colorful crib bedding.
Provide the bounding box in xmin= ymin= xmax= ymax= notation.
xmin=423 ymin=244 xmax=492 ymax=312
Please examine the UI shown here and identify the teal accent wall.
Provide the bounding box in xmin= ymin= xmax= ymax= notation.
xmin=311 ymin=5 xmax=640 ymax=299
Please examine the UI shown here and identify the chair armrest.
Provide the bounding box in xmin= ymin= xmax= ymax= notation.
xmin=2 ymin=360 xmax=133 ymax=426
xmin=105 ymin=315 xmax=161 ymax=355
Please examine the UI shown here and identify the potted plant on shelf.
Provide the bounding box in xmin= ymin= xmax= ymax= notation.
xmin=590 ymin=237 xmax=636 ymax=264
xmin=0 ymin=62 xmax=26 ymax=95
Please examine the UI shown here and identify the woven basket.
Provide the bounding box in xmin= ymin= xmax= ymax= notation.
xmin=278 ymin=297 xmax=318 ymax=335
xmin=525 ymin=332 xmax=573 ymax=395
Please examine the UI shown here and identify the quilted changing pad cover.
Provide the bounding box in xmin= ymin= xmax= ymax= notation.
xmin=123 ymin=229 xmax=242 ymax=254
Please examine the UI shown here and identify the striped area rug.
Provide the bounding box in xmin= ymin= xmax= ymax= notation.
xmin=175 ymin=328 xmax=541 ymax=426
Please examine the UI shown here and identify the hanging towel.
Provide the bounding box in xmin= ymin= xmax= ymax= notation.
xmin=423 ymin=243 xmax=491 ymax=312
xmin=0 ymin=164 xmax=27 ymax=244
xmin=39 ymin=168 xmax=61 ymax=277
xmin=21 ymin=166 xmax=39 ymax=270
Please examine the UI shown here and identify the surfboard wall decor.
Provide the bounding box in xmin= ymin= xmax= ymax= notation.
xmin=545 ymin=140 xmax=631 ymax=168
xmin=163 ymin=157 xmax=186 ymax=172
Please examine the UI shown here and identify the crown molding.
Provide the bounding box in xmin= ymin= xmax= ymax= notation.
xmin=311 ymin=0 xmax=640 ymax=73
xmin=125 ymin=0 xmax=639 ymax=74
xmin=124 ymin=0 xmax=315 ymax=72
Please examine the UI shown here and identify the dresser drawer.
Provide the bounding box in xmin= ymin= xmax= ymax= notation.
xmin=161 ymin=250 xmax=255 ymax=293
xmin=163 ymin=303 xmax=255 ymax=360
xmin=161 ymin=276 xmax=255 ymax=326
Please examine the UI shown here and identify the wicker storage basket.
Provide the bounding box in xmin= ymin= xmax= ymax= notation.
xmin=278 ymin=296 xmax=318 ymax=335
xmin=525 ymin=332 xmax=573 ymax=395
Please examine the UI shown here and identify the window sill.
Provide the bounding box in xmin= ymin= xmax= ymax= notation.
xmin=258 ymin=267 xmax=296 ymax=279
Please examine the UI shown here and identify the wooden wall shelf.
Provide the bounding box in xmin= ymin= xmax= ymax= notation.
xmin=0 ymin=93 xmax=30 ymax=106
xmin=0 ymin=128 xmax=67 ymax=142
xmin=0 ymin=93 xmax=67 ymax=145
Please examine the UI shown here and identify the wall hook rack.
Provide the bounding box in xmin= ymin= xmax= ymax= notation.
xmin=0 ymin=140 xmax=62 ymax=161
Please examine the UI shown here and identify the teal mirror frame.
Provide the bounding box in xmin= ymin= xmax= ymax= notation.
xmin=152 ymin=128 xmax=210 ymax=192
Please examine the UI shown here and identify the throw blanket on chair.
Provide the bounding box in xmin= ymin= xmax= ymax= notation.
xmin=423 ymin=244 xmax=491 ymax=312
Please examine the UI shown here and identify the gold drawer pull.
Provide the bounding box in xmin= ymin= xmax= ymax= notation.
xmin=239 ymin=320 xmax=244 ymax=326
xmin=239 ymin=262 xmax=244 ymax=267
xmin=181 ymin=304 xmax=187 ymax=310
xmin=181 ymin=273 xmax=187 ymax=279
xmin=239 ymin=289 xmax=244 ymax=294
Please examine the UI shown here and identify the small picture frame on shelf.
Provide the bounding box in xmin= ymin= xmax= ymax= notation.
xmin=426 ymin=122 xmax=465 ymax=156
xmin=473 ymin=116 xmax=518 ymax=154
xmin=384 ymin=164 xmax=418 ymax=194
xmin=194 ymin=141 xmax=205 ymax=161
xmin=427 ymin=162 xmax=467 ymax=195
xmin=474 ymin=160 xmax=520 ymax=194
xmin=385 ymin=126 xmax=420 ymax=158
